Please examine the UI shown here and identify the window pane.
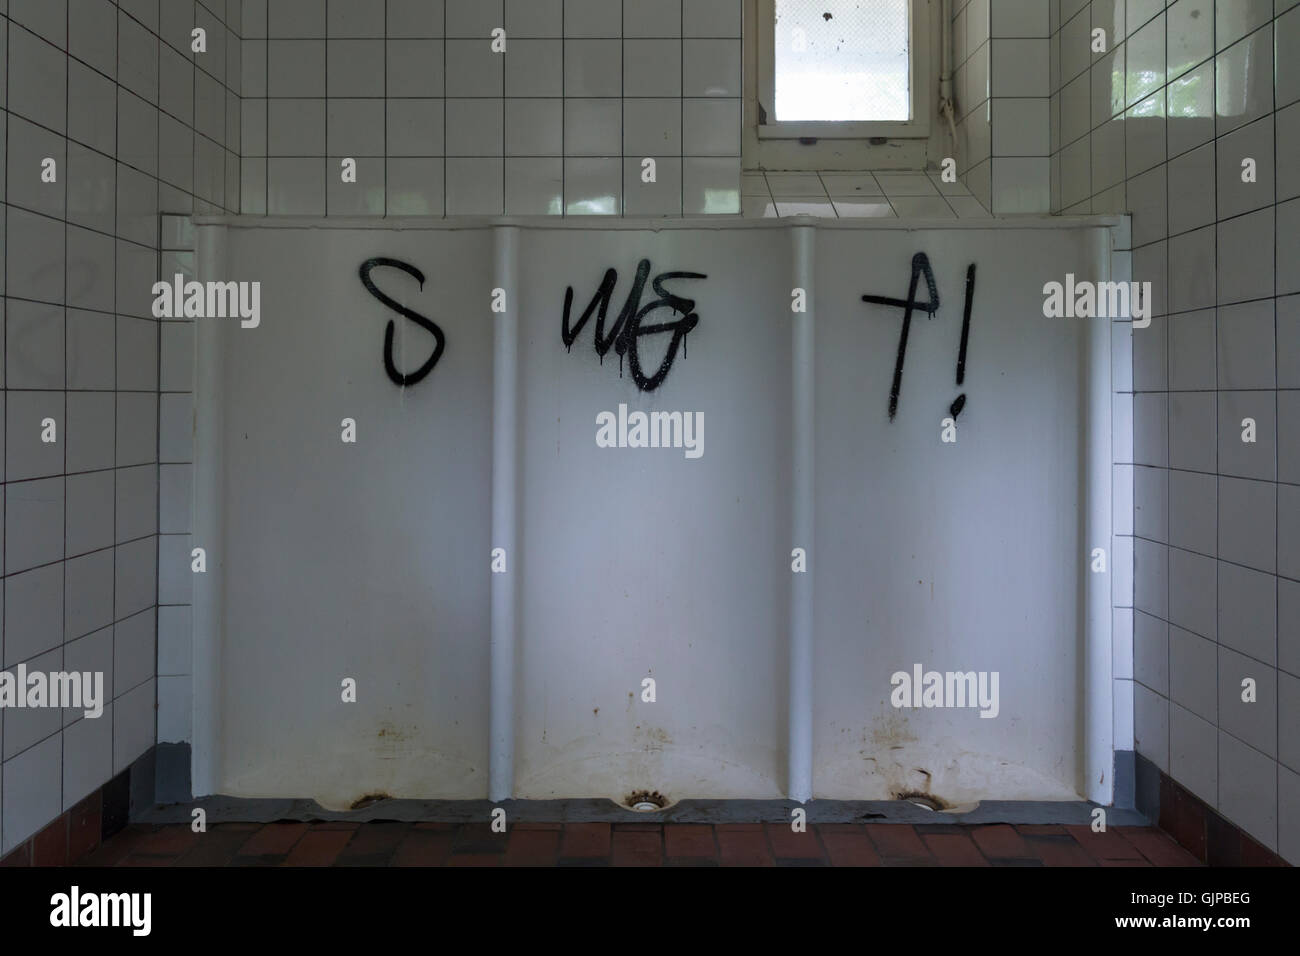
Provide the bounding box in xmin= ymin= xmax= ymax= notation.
xmin=774 ymin=0 xmax=910 ymax=122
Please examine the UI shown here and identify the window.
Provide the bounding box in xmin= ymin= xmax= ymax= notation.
xmin=757 ymin=0 xmax=931 ymax=139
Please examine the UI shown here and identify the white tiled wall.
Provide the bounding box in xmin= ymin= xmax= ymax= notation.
xmin=1052 ymin=0 xmax=1300 ymax=863
xmin=952 ymin=0 xmax=1053 ymax=213
xmin=239 ymin=0 xmax=743 ymax=217
xmin=740 ymin=168 xmax=988 ymax=217
xmin=1 ymin=0 xmax=240 ymax=854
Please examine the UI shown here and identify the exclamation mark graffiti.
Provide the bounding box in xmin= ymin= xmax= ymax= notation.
xmin=948 ymin=263 xmax=976 ymax=420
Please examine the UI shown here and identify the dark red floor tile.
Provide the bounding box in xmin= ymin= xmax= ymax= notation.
xmin=174 ymin=826 xmax=261 ymax=867
xmin=447 ymin=853 xmax=501 ymax=866
xmin=504 ymin=829 xmax=560 ymax=866
xmin=970 ymin=824 xmax=1032 ymax=861
xmin=863 ymin=824 xmax=933 ymax=864
xmin=717 ymin=828 xmax=774 ymax=866
xmin=133 ymin=825 xmax=200 ymax=857
xmin=821 ymin=829 xmax=884 ymax=866
xmin=922 ymin=832 xmax=989 ymax=866
xmin=559 ymin=823 xmax=611 ymax=859
xmin=391 ymin=829 xmax=453 ymax=866
xmin=612 ymin=831 xmax=662 ymax=866
xmin=1024 ymin=834 xmax=1096 ymax=866
xmin=1016 ymin=824 xmax=1066 ymax=836
xmin=284 ymin=829 xmax=356 ymax=866
xmin=119 ymin=854 xmax=180 ymax=866
xmin=336 ymin=821 xmax=410 ymax=864
xmin=1118 ymin=827 xmax=1203 ymax=867
xmin=664 ymin=824 xmax=715 ymax=859
xmin=765 ymin=823 xmax=825 ymax=860
xmin=1066 ymin=825 xmax=1144 ymax=862
xmin=448 ymin=822 xmax=504 ymax=855
xmin=238 ymin=822 xmax=309 ymax=857
xmin=75 ymin=825 xmax=155 ymax=866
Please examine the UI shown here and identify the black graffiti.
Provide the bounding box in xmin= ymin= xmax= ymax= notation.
xmin=949 ymin=263 xmax=976 ymax=419
xmin=359 ymin=257 xmax=447 ymax=387
xmin=862 ymin=252 xmax=940 ymax=421
xmin=562 ymin=259 xmax=706 ymax=392
xmin=861 ymin=254 xmax=976 ymax=422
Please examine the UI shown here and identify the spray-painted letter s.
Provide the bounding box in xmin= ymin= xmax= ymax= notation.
xmin=359 ymin=257 xmax=447 ymax=387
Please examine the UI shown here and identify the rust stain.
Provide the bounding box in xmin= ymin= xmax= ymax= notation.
xmin=349 ymin=792 xmax=392 ymax=810
xmin=633 ymin=725 xmax=671 ymax=752
xmin=869 ymin=711 xmax=917 ymax=748
xmin=376 ymin=722 xmax=410 ymax=741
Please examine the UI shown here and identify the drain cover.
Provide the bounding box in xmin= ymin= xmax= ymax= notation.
xmin=895 ymin=791 xmax=945 ymax=811
xmin=625 ymin=790 xmax=668 ymax=811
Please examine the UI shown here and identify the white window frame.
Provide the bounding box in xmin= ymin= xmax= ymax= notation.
xmin=756 ymin=0 xmax=932 ymax=140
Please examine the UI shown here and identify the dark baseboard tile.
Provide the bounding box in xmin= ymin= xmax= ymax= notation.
xmin=1136 ymin=752 xmax=1290 ymax=867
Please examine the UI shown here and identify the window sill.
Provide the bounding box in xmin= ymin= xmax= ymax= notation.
xmin=757 ymin=120 xmax=932 ymax=140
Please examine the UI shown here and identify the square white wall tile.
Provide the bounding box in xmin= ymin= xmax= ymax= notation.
xmin=112 ymin=679 xmax=155 ymax=775
xmin=1218 ymin=730 xmax=1277 ymax=850
xmin=565 ymin=157 xmax=621 ymax=215
xmin=1169 ymin=703 xmax=1218 ymax=804
xmin=1280 ymin=765 xmax=1300 ymax=864
xmin=1217 ymin=562 xmax=1276 ymax=664
xmin=505 ymin=158 xmax=563 ymax=214
xmin=1114 ymin=677 xmax=1135 ymax=748
xmin=2 ymin=733 xmax=61 ymax=854
xmin=158 ymin=605 xmax=194 ymax=676
xmin=1170 ymin=625 xmax=1218 ymax=724
xmin=158 ymin=676 xmax=193 ymax=743
xmin=1134 ymin=681 xmax=1169 ymax=770
xmin=446 ymin=158 xmax=504 ymax=214
xmin=1168 ymin=546 xmax=1215 ymax=639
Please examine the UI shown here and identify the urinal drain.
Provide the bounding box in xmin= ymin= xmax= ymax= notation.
xmin=896 ymin=791 xmax=945 ymax=811
xmin=625 ymin=790 xmax=668 ymax=811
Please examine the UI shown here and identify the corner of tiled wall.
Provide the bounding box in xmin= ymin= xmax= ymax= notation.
xmin=1052 ymin=0 xmax=1300 ymax=864
xmin=954 ymin=0 xmax=1053 ymax=215
xmin=1 ymin=0 xmax=240 ymax=858
xmin=1112 ymin=225 xmax=1136 ymax=759
xmin=158 ymin=214 xmax=195 ymax=748
xmin=953 ymin=0 xmax=993 ymax=210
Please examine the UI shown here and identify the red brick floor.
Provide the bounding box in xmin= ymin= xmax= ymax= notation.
xmin=62 ymin=822 xmax=1202 ymax=867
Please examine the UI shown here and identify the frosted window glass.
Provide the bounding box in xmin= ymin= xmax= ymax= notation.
xmin=774 ymin=0 xmax=910 ymax=122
